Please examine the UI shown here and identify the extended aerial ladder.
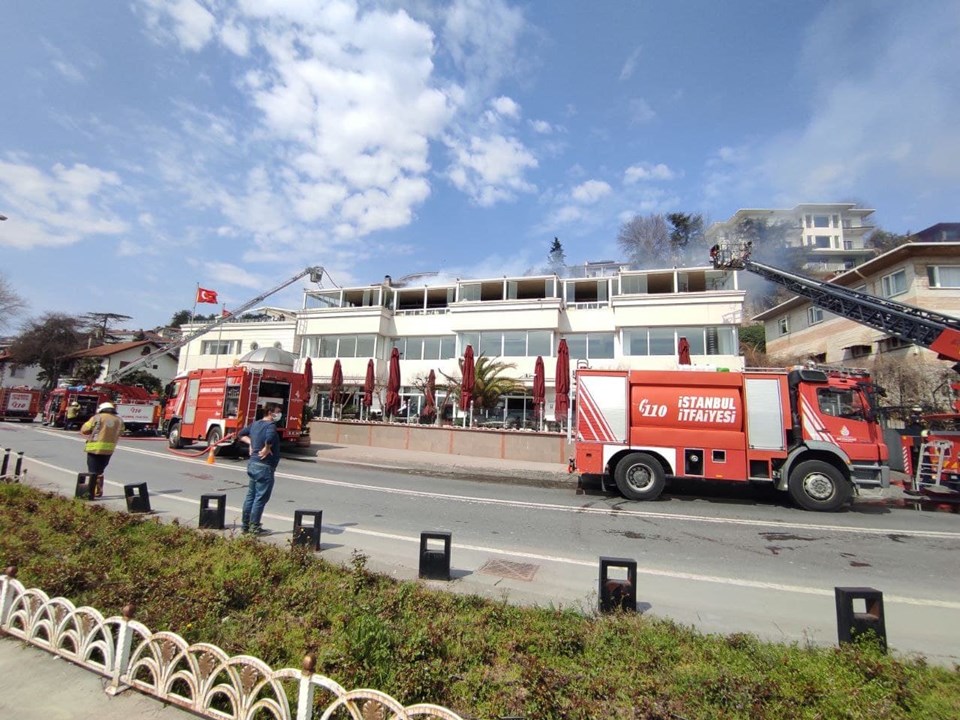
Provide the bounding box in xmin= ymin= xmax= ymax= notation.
xmin=711 ymin=242 xmax=960 ymax=368
xmin=105 ymin=266 xmax=325 ymax=383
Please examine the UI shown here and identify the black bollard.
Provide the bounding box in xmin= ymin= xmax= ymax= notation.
xmin=124 ymin=483 xmax=152 ymax=514
xmin=0 ymin=448 xmax=9 ymax=477
xmin=75 ymin=473 xmax=97 ymax=500
xmin=13 ymin=452 xmax=24 ymax=478
xmin=199 ymin=493 xmax=226 ymax=529
xmin=835 ymin=586 xmax=887 ymax=652
xmin=598 ymin=556 xmax=637 ymax=613
xmin=418 ymin=531 xmax=452 ymax=580
xmin=292 ymin=510 xmax=323 ymax=550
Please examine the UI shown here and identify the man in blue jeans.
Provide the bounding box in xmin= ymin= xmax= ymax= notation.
xmin=237 ymin=402 xmax=282 ymax=535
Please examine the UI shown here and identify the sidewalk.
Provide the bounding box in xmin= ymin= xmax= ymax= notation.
xmin=0 ymin=639 xmax=194 ymax=720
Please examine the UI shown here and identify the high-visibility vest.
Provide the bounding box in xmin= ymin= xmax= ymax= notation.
xmin=81 ymin=413 xmax=124 ymax=455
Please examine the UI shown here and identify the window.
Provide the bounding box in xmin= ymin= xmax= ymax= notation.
xmin=848 ymin=345 xmax=872 ymax=359
xmin=563 ymin=333 xmax=614 ymax=360
xmin=460 ymin=283 xmax=481 ymax=301
xmin=301 ymin=334 xmax=377 ymax=358
xmin=200 ymin=340 xmax=241 ymax=355
xmin=619 ymin=274 xmax=647 ymax=294
xmin=394 ymin=336 xmax=455 ymax=360
xmin=814 ymin=215 xmax=830 ymax=228
xmin=457 ymin=331 xmax=551 ymax=358
xmin=813 ymin=235 xmax=831 ymax=249
xmin=807 ymin=307 xmax=824 ymax=325
xmin=881 ymin=269 xmax=907 ymax=297
xmin=927 ymin=265 xmax=960 ymax=288
xmin=623 ymin=327 xmax=737 ymax=356
xmin=777 ymin=318 xmax=790 ymax=335
xmin=817 ymin=388 xmax=864 ymax=419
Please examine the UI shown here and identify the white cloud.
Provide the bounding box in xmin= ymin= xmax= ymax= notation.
xmin=446 ymin=133 xmax=538 ymax=206
xmin=53 ymin=60 xmax=85 ymax=83
xmin=141 ymin=0 xmax=216 ymax=51
xmin=571 ymin=180 xmax=612 ymax=204
xmin=529 ymin=119 xmax=552 ymax=134
xmin=490 ymin=96 xmax=520 ymax=119
xmin=0 ymin=159 xmax=128 ymax=249
xmin=619 ymin=47 xmax=641 ymax=81
xmin=628 ymin=97 xmax=655 ymax=124
xmin=624 ymin=162 xmax=676 ymax=183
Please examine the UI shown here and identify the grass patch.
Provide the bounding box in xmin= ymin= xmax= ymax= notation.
xmin=1 ymin=484 xmax=958 ymax=719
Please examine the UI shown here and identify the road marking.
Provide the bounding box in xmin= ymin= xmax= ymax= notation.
xmin=27 ymin=430 xmax=960 ymax=541
xmin=22 ymin=455 xmax=960 ymax=611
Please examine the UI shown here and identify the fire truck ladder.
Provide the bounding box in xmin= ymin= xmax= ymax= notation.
xmin=713 ymin=242 xmax=960 ymax=369
xmin=243 ymin=368 xmax=263 ymax=426
xmin=912 ymin=439 xmax=956 ymax=492
xmin=105 ymin=266 xmax=325 ymax=384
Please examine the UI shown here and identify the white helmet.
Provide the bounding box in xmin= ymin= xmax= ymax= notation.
xmin=98 ymin=402 xmax=115 ymax=412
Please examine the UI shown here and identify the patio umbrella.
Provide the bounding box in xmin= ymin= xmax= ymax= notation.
xmin=330 ymin=359 xmax=343 ymax=416
xmin=385 ymin=347 xmax=401 ymax=418
xmin=678 ymin=336 xmax=691 ymax=365
xmin=555 ymin=339 xmax=570 ymax=421
xmin=533 ymin=355 xmax=545 ymax=427
xmin=459 ymin=344 xmax=475 ymax=413
xmin=423 ymin=369 xmax=437 ymax=422
xmin=362 ymin=359 xmax=375 ymax=419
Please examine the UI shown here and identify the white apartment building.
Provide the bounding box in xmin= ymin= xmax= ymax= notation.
xmin=709 ymin=203 xmax=875 ymax=274
xmin=754 ymin=242 xmax=960 ymax=374
xmin=178 ymin=265 xmax=746 ymax=422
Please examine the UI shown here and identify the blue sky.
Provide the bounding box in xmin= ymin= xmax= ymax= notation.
xmin=2 ymin=0 xmax=958 ymax=331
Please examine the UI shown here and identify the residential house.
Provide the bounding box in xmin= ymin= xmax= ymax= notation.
xmin=66 ymin=340 xmax=180 ymax=386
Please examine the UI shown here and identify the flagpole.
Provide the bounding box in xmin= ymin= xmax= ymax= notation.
xmin=182 ymin=283 xmax=200 ymax=372
xmin=214 ymin=302 xmax=225 ymax=370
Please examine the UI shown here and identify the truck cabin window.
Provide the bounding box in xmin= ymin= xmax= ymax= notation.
xmin=817 ymin=388 xmax=864 ymax=420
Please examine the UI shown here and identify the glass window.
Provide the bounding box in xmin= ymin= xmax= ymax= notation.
xmin=422 ymin=337 xmax=441 ymax=360
xmin=460 ymin=283 xmax=480 ymax=301
xmin=588 ymin=333 xmax=614 ymax=358
xmin=814 ymin=215 xmax=830 ymax=228
xmin=440 ymin=336 xmax=455 ymax=359
xmin=649 ymin=328 xmax=675 ymax=355
xmin=339 ymin=336 xmax=357 ymax=357
xmin=200 ymin=340 xmax=241 ymax=355
xmin=528 ymin=331 xmax=551 ymax=357
xmin=808 ymin=307 xmax=824 ymax=325
xmin=479 ymin=332 xmax=502 ymax=357
xmin=319 ymin=336 xmax=338 ymax=358
xmin=565 ymin=335 xmax=587 ymax=359
xmin=460 ymin=333 xmax=479 ymax=354
xmin=625 ymin=329 xmax=648 ymax=356
xmin=927 ymin=265 xmax=960 ymax=288
xmin=881 ymin=269 xmax=907 ymax=297
xmin=679 ymin=329 xmax=705 ymax=355
xmin=503 ymin=331 xmax=526 ymax=357
xmin=356 ymin=335 xmax=375 ymax=357
xmin=620 ymin=275 xmax=647 ymax=294
xmin=405 ymin=337 xmax=423 ymax=360
xmin=777 ymin=318 xmax=790 ymax=335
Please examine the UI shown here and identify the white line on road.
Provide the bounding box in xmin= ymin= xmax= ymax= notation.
xmin=23 ymin=454 xmax=960 ymax=610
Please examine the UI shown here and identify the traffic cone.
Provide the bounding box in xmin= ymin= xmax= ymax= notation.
xmin=206 ymin=446 xmax=216 ymax=465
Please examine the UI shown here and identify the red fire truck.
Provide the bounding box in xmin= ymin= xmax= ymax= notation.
xmin=43 ymin=384 xmax=162 ymax=432
xmin=164 ymin=364 xmax=310 ymax=451
xmin=0 ymin=386 xmax=42 ymax=422
xmin=574 ymin=365 xmax=888 ymax=511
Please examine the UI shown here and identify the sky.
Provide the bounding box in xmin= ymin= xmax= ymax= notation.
xmin=1 ymin=0 xmax=959 ymax=332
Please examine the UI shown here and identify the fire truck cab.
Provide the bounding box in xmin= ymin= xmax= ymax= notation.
xmin=574 ymin=366 xmax=889 ymax=511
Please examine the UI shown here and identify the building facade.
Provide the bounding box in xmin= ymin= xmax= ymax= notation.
xmin=178 ymin=265 xmax=746 ymax=423
xmin=67 ymin=340 xmax=180 ymax=386
xmin=709 ymin=203 xmax=875 ymax=274
xmin=753 ymin=243 xmax=960 ymax=402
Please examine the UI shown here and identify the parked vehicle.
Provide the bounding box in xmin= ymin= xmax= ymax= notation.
xmin=0 ymin=386 xmax=42 ymax=422
xmin=43 ymin=384 xmax=161 ymax=433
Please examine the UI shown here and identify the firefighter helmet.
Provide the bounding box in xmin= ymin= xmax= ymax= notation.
xmin=98 ymin=402 xmax=115 ymax=412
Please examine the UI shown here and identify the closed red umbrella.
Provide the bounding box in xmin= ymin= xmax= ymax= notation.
xmin=423 ymin=369 xmax=437 ymax=421
xmin=363 ymin=359 xmax=374 ymax=419
xmin=303 ymin=356 xmax=313 ymax=391
xmin=533 ymin=355 xmax=545 ymax=423
xmin=678 ymin=336 xmax=691 ymax=365
xmin=459 ymin=344 xmax=475 ymax=412
xmin=385 ymin=347 xmax=401 ymax=418
xmin=555 ymin=339 xmax=570 ymax=420
xmin=330 ymin=359 xmax=343 ymax=415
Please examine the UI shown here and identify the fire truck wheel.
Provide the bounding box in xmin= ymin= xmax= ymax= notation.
xmin=787 ymin=460 xmax=852 ymax=512
xmin=167 ymin=423 xmax=184 ymax=449
xmin=207 ymin=427 xmax=223 ymax=454
xmin=614 ymin=452 xmax=665 ymax=501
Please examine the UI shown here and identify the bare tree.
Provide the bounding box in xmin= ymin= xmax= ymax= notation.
xmin=0 ymin=273 xmax=27 ymax=330
xmin=617 ymin=214 xmax=671 ymax=268
xmin=8 ymin=314 xmax=85 ymax=388
xmin=82 ymin=312 xmax=133 ymax=346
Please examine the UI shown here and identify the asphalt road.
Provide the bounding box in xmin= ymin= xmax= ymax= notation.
xmin=4 ymin=421 xmax=960 ymax=666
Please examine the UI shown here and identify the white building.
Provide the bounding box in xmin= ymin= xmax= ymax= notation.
xmin=709 ymin=203 xmax=875 ymax=274
xmin=67 ymin=340 xmax=180 ymax=386
xmin=178 ymin=265 xmax=746 ymax=422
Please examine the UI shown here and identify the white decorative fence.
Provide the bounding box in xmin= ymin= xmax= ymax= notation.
xmin=0 ymin=568 xmax=464 ymax=720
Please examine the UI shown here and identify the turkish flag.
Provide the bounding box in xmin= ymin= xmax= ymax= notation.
xmin=221 ymin=307 xmax=231 ymax=317
xmin=196 ymin=287 xmax=218 ymax=304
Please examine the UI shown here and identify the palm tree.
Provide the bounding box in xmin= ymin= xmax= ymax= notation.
xmin=442 ymin=354 xmax=526 ymax=412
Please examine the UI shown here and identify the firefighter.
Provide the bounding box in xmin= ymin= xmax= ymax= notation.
xmin=65 ymin=401 xmax=81 ymax=430
xmin=79 ymin=402 xmax=125 ymax=498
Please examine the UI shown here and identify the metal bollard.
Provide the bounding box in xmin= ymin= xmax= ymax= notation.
xmin=835 ymin=586 xmax=887 ymax=652
xmin=418 ymin=531 xmax=452 ymax=580
xmin=199 ymin=493 xmax=226 ymax=529
xmin=75 ymin=473 xmax=97 ymax=500
xmin=292 ymin=510 xmax=323 ymax=550
xmin=598 ymin=556 xmax=637 ymax=613
xmin=0 ymin=448 xmax=9 ymax=477
xmin=123 ymin=483 xmax=152 ymax=514
xmin=13 ymin=452 xmax=24 ymax=478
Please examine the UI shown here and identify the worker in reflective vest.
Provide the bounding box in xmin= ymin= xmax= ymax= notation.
xmin=80 ymin=402 xmax=125 ymax=498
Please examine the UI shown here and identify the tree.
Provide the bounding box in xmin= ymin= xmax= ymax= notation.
xmin=732 ymin=216 xmax=804 ymax=311
xmin=8 ymin=314 xmax=85 ymax=388
xmin=121 ymin=369 xmax=163 ymax=397
xmin=867 ymin=229 xmax=910 ymax=253
xmin=82 ymin=312 xmax=132 ymax=345
xmin=547 ymin=237 xmax=566 ymax=275
xmin=441 ymin=354 xmax=526 ymax=412
xmin=617 ymin=214 xmax=671 ymax=268
xmin=73 ymin=358 xmax=103 ymax=385
xmin=667 ymin=212 xmax=705 ymax=265
xmin=169 ymin=310 xmax=192 ymax=328
xmin=0 ymin=272 xmax=27 ymax=330
xmin=738 ymin=325 xmax=767 ymax=366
